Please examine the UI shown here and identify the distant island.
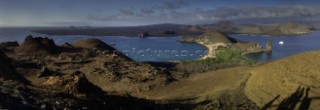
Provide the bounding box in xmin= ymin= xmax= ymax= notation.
xmin=33 ymin=21 xmax=315 ymax=37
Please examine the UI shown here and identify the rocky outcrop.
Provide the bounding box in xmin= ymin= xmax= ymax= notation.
xmin=0 ymin=41 xmax=19 ymax=49
xmin=0 ymin=50 xmax=14 ymax=79
xmin=71 ymin=38 xmax=116 ymax=51
xmin=265 ymin=38 xmax=272 ymax=53
xmin=15 ymin=35 xmax=60 ymax=55
xmin=195 ymin=30 xmax=238 ymax=44
xmin=138 ymin=32 xmax=149 ymax=38
xmin=71 ymin=38 xmax=131 ymax=60
xmin=234 ymin=42 xmax=263 ymax=55
xmin=0 ymin=50 xmax=28 ymax=82
xmin=42 ymin=71 xmax=102 ymax=95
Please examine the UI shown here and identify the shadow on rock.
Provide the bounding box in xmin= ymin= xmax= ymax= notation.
xmin=261 ymin=87 xmax=318 ymax=110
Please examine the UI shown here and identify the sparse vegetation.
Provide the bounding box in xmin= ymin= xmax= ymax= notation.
xmin=176 ymin=47 xmax=255 ymax=73
xmin=214 ymin=47 xmax=254 ymax=65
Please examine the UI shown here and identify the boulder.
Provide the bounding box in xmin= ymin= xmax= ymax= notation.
xmin=37 ymin=66 xmax=51 ymax=78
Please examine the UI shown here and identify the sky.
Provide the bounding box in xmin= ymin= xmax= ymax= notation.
xmin=1 ymin=0 xmax=320 ymax=27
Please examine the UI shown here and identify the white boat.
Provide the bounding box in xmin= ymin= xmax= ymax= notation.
xmin=279 ymin=41 xmax=284 ymax=45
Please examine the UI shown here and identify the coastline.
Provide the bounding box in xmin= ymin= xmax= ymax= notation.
xmin=235 ymin=31 xmax=312 ymax=37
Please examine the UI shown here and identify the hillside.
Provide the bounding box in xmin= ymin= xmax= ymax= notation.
xmin=133 ymin=51 xmax=320 ymax=110
xmin=1 ymin=35 xmax=320 ymax=109
xmin=236 ymin=21 xmax=311 ymax=36
xmin=245 ymin=50 xmax=320 ymax=109
xmin=180 ymin=30 xmax=264 ymax=58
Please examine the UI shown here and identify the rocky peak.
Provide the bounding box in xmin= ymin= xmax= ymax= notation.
xmin=196 ymin=30 xmax=237 ymax=44
xmin=71 ymin=38 xmax=116 ymax=51
xmin=0 ymin=41 xmax=19 ymax=49
xmin=16 ymin=35 xmax=59 ymax=55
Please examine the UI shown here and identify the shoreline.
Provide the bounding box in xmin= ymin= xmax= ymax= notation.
xmin=32 ymin=27 xmax=315 ymax=38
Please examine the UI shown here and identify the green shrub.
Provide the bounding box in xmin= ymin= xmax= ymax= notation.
xmin=214 ymin=47 xmax=246 ymax=64
xmin=175 ymin=47 xmax=255 ymax=73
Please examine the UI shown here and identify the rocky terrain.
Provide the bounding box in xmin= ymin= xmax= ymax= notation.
xmin=133 ymin=50 xmax=320 ymax=110
xmin=0 ymin=36 xmax=177 ymax=109
xmin=0 ymin=35 xmax=319 ymax=110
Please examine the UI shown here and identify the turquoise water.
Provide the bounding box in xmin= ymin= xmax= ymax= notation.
xmin=1 ymin=27 xmax=320 ymax=62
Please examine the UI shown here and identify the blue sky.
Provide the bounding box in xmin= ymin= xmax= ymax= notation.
xmin=1 ymin=0 xmax=320 ymax=27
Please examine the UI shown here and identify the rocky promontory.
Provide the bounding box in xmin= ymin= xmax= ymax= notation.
xmin=15 ymin=35 xmax=60 ymax=55
xmin=180 ymin=30 xmax=266 ymax=58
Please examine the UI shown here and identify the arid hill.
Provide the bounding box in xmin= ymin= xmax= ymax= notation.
xmin=180 ymin=30 xmax=264 ymax=58
xmin=245 ymin=50 xmax=320 ymax=109
xmin=132 ymin=51 xmax=320 ymax=110
xmin=71 ymin=38 xmax=117 ymax=51
xmin=236 ymin=21 xmax=311 ymax=36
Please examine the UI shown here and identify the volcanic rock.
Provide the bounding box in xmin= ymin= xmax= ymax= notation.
xmin=0 ymin=41 xmax=19 ymax=49
xmin=71 ymin=38 xmax=116 ymax=51
xmin=15 ymin=35 xmax=59 ymax=55
xmin=43 ymin=71 xmax=102 ymax=95
xmin=180 ymin=30 xmax=237 ymax=44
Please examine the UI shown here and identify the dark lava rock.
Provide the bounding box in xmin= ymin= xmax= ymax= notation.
xmin=37 ymin=66 xmax=51 ymax=78
xmin=0 ymin=41 xmax=19 ymax=49
xmin=138 ymin=32 xmax=149 ymax=38
xmin=163 ymin=30 xmax=176 ymax=35
xmin=71 ymin=38 xmax=116 ymax=51
xmin=15 ymin=35 xmax=60 ymax=55
xmin=71 ymin=38 xmax=132 ymax=60
xmin=0 ymin=50 xmax=28 ymax=82
xmin=43 ymin=70 xmax=103 ymax=95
